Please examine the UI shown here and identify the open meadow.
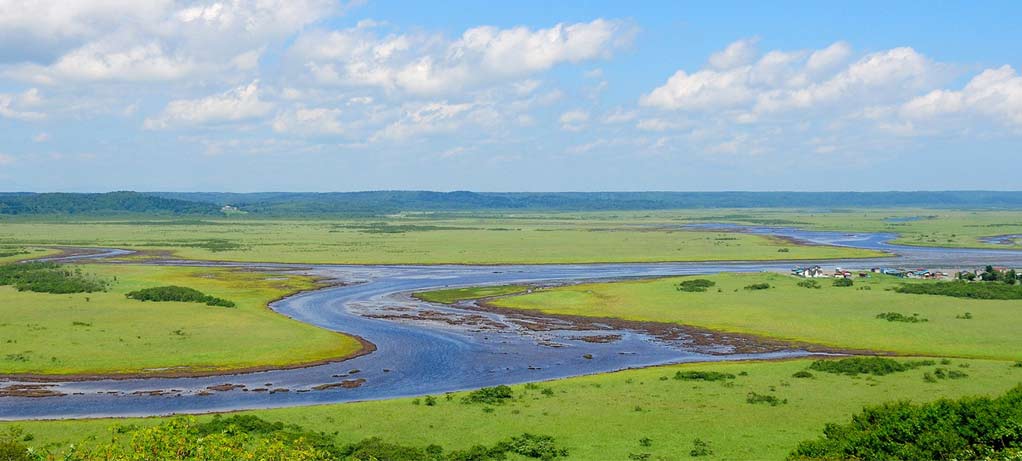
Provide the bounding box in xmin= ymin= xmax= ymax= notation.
xmin=0 ymin=264 xmax=360 ymax=376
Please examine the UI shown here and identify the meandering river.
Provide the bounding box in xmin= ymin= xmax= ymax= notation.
xmin=2 ymin=227 xmax=1020 ymax=420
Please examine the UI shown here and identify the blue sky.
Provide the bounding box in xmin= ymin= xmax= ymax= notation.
xmin=0 ymin=0 xmax=1020 ymax=192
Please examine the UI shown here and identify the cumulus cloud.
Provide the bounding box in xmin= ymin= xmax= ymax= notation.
xmin=2 ymin=0 xmax=338 ymax=82
xmin=708 ymin=37 xmax=758 ymax=70
xmin=290 ymin=19 xmax=630 ymax=95
xmin=641 ymin=40 xmax=952 ymax=115
xmin=144 ymin=81 xmax=272 ymax=129
xmin=900 ymin=65 xmax=1022 ymax=127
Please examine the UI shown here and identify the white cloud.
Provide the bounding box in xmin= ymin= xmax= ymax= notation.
xmin=641 ymin=41 xmax=951 ymax=115
xmin=2 ymin=0 xmax=339 ymax=82
xmin=371 ymin=101 xmax=477 ymax=141
xmin=144 ymin=80 xmax=272 ymax=129
xmin=32 ymin=132 xmax=49 ymax=142
xmin=0 ymin=88 xmax=45 ymax=120
xmin=708 ymin=37 xmax=758 ymax=70
xmin=900 ymin=65 xmax=1022 ymax=127
xmin=806 ymin=41 xmax=852 ymax=75
xmin=636 ymin=118 xmax=684 ymax=132
xmin=272 ymin=107 xmax=346 ymax=135
xmin=559 ymin=109 xmax=590 ymax=131
xmin=602 ymin=108 xmax=637 ymax=123
xmin=291 ymin=19 xmax=629 ymax=95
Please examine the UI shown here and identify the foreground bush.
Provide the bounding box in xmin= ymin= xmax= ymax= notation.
xmin=26 ymin=415 xmax=568 ymax=460
xmin=0 ymin=262 xmax=108 ymax=293
xmin=790 ymin=385 xmax=1022 ymax=460
xmin=126 ymin=285 xmax=236 ymax=307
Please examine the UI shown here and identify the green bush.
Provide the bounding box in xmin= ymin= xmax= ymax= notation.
xmin=791 ymin=370 xmax=814 ymax=379
xmin=832 ymin=278 xmax=853 ymax=287
xmin=743 ymin=283 xmax=771 ymax=290
xmin=896 ymin=281 xmax=1022 ymax=300
xmin=875 ymin=312 xmax=928 ymax=323
xmin=126 ymin=285 xmax=235 ymax=307
xmin=0 ymin=428 xmax=33 ymax=461
xmin=690 ymin=438 xmax=714 ymax=457
xmin=790 ymin=385 xmax=1022 ymax=460
xmin=676 ymin=279 xmax=716 ymax=292
xmin=0 ymin=262 xmax=108 ymax=293
xmin=797 ymin=280 xmax=821 ymax=289
xmin=40 ymin=414 xmax=568 ymax=461
xmin=808 ymin=357 xmax=935 ymax=376
xmin=747 ymin=392 xmax=786 ymax=406
xmin=673 ymin=370 xmax=736 ymax=381
xmin=461 ymin=385 xmax=515 ymax=405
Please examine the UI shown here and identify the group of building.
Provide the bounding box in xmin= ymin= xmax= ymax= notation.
xmin=790 ymin=265 xmax=952 ymax=280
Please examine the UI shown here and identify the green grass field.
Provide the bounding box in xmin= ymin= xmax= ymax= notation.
xmin=9 ymin=358 xmax=1021 ymax=460
xmin=0 ymin=246 xmax=58 ymax=264
xmin=0 ymin=216 xmax=883 ymax=264
xmin=2 ymin=208 xmax=1019 ymax=267
xmin=487 ymin=273 xmax=1022 ymax=360
xmin=0 ymin=264 xmax=361 ymax=376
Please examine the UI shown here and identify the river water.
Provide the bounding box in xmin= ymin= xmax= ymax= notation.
xmin=1 ymin=226 xmax=1020 ymax=420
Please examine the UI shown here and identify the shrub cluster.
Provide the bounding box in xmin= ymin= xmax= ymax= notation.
xmin=743 ymin=283 xmax=771 ymax=290
xmin=676 ymin=279 xmax=716 ymax=292
xmin=832 ymin=278 xmax=853 ymax=287
xmin=13 ymin=415 xmax=568 ymax=461
xmin=797 ymin=280 xmax=821 ymax=289
xmin=673 ymin=370 xmax=736 ymax=382
xmin=746 ymin=392 xmax=786 ymax=406
xmin=790 ymin=385 xmax=1022 ymax=460
xmin=125 ymin=285 xmax=235 ymax=307
xmin=808 ymin=357 xmax=935 ymax=376
xmin=875 ymin=312 xmax=928 ymax=323
xmin=0 ymin=262 xmax=108 ymax=293
xmin=896 ymin=280 xmax=1022 ymax=300
xmin=461 ymin=385 xmax=515 ymax=405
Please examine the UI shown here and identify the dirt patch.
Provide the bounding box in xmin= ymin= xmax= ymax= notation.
xmin=206 ymin=383 xmax=246 ymax=392
xmin=364 ymin=310 xmax=506 ymax=330
xmin=312 ymin=378 xmax=366 ymax=390
xmin=568 ymin=334 xmax=622 ymax=343
xmin=475 ymin=300 xmax=886 ymax=356
xmin=0 ymin=384 xmax=65 ymax=398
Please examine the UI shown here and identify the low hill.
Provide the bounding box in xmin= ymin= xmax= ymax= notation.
xmin=151 ymin=191 xmax=1022 ymax=215
xmin=0 ymin=191 xmax=218 ymax=215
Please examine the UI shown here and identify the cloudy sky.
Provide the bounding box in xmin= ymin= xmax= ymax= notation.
xmin=1 ymin=0 xmax=1020 ymax=192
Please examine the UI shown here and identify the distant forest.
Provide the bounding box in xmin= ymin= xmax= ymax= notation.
xmin=1 ymin=190 xmax=1022 ymax=216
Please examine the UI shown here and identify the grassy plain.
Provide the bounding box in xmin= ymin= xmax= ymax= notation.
xmin=0 ymin=264 xmax=361 ymax=376
xmin=9 ymin=358 xmax=1022 ymax=460
xmin=0 ymin=216 xmax=883 ymax=264
xmin=487 ymin=273 xmax=1022 ymax=360
xmin=1 ymin=208 xmax=1019 ymax=266
xmin=0 ymin=246 xmax=58 ymax=263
